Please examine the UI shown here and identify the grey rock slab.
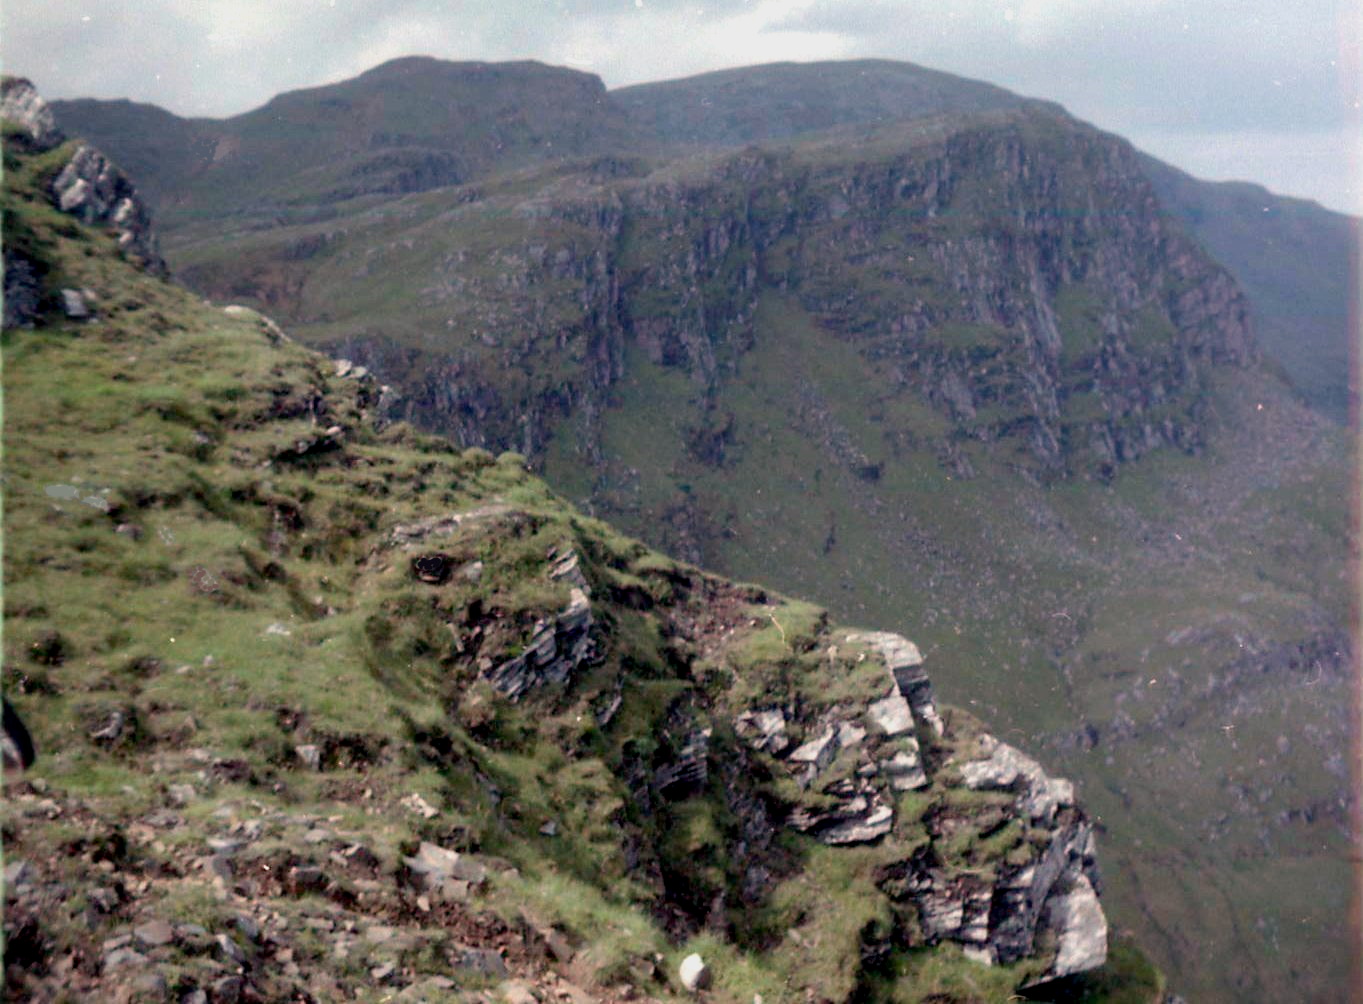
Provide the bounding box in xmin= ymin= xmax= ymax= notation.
xmin=1044 ymin=874 xmax=1108 ymax=978
xmin=819 ymin=803 xmax=894 ymax=845
xmin=133 ymin=918 xmax=176 ymax=949
xmin=4 ymin=859 xmax=35 ymax=889
xmin=103 ymin=947 xmax=148 ymax=969
xmin=867 ymin=694 xmax=914 ymax=737
xmin=788 ymin=726 xmax=839 ymax=771
xmin=881 ymin=748 xmax=929 ymax=791
xmin=456 ymin=947 xmax=508 ymax=978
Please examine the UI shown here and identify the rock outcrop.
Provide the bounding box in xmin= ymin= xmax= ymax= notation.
xmin=2 ymin=79 xmax=166 ymax=330
xmin=727 ymin=628 xmax=1107 ymax=976
xmin=1 ymin=77 xmax=63 ymax=150
xmin=48 ymin=143 xmax=166 ymax=275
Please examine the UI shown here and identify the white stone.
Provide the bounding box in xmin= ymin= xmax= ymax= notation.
xmin=678 ymin=953 xmax=710 ymax=992
xmin=867 ymin=694 xmax=914 ymax=736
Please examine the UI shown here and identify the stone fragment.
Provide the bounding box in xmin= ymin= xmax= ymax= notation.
xmin=103 ymin=947 xmax=147 ymax=969
xmin=60 ymin=289 xmax=90 ymax=320
xmin=294 ymin=744 xmax=321 ymax=771
xmin=4 ymin=859 xmax=35 ymax=890
xmin=734 ymin=708 xmax=789 ymax=755
xmin=214 ymin=933 xmax=246 ymax=967
xmin=678 ymin=953 xmax=710 ymax=992
xmin=133 ymin=918 xmax=175 ymax=949
xmin=788 ymin=726 xmax=838 ymax=772
xmin=210 ymin=975 xmax=244 ymax=1004
xmin=401 ymin=792 xmax=440 ymax=819
xmin=456 ymin=947 xmax=508 ymax=978
xmin=848 ymin=630 xmax=944 ymax=735
xmin=502 ymin=980 xmax=540 ymax=1004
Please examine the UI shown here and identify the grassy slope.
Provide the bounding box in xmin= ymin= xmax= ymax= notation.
xmin=2 ymin=144 xmax=1166 ymax=1002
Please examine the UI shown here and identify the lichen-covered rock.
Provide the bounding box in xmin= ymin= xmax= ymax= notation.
xmin=1 ymin=77 xmax=63 ymax=150
xmin=49 ymin=144 xmax=166 ymax=274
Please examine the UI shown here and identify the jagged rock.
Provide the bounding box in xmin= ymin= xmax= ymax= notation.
xmin=483 ymin=588 xmax=594 ymax=700
xmin=788 ymin=725 xmax=838 ymax=773
xmin=847 ymin=631 xmax=944 ymax=735
xmin=678 ymin=953 xmax=710 ymax=992
xmin=1041 ymin=874 xmax=1108 ymax=978
xmin=548 ymin=548 xmax=590 ymax=593
xmin=960 ymin=734 xmax=1074 ymax=823
xmin=48 ymin=144 xmax=165 ymax=273
xmin=1 ymin=78 xmax=63 ymax=149
xmin=789 ymin=780 xmax=894 ymax=845
xmin=653 ymin=728 xmax=710 ymax=796
xmin=735 ymin=708 xmax=790 ymax=755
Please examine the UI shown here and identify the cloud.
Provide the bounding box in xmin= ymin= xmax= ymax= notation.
xmin=3 ymin=0 xmax=1359 ymax=211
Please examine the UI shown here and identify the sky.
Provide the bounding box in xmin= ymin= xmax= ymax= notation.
xmin=5 ymin=0 xmax=1361 ymax=215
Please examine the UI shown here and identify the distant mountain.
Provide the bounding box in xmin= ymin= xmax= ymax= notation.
xmin=54 ymin=57 xmax=631 ymax=217
xmin=52 ymin=58 xmax=1355 ymax=425
xmin=1140 ymin=155 xmax=1355 ymax=423
xmin=42 ymin=58 xmax=1357 ymax=1002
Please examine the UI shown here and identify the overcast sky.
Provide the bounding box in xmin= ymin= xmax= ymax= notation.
xmin=5 ymin=0 xmax=1360 ymax=214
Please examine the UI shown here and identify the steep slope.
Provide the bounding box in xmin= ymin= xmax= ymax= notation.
xmin=35 ymin=59 xmax=1357 ymax=1002
xmin=0 ymin=92 xmax=1164 ymax=1003
xmin=1140 ymin=153 xmax=1356 ymax=424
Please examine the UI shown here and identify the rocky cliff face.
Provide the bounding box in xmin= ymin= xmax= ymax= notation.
xmin=311 ymin=108 xmax=1255 ymax=486
xmin=2 ymin=77 xmax=165 ymax=328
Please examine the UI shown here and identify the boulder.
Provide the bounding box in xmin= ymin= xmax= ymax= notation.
xmin=678 ymin=952 xmax=710 ymax=992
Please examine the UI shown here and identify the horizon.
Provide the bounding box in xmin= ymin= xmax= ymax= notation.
xmin=6 ymin=1 xmax=1359 ymax=217
xmin=17 ymin=51 xmax=1358 ymax=219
